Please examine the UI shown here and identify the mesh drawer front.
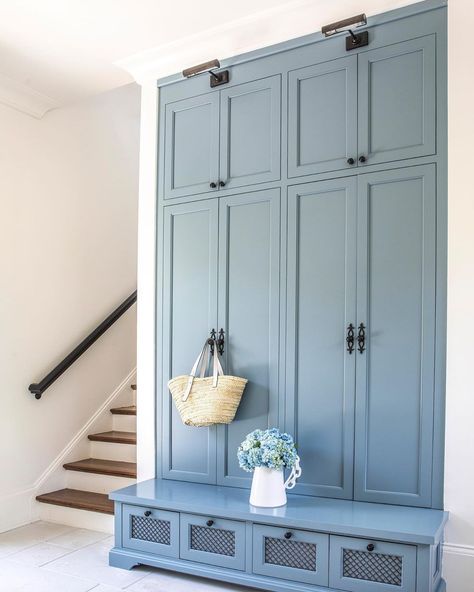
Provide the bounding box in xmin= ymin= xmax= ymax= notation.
xmin=343 ymin=549 xmax=403 ymax=586
xmin=265 ymin=537 xmax=317 ymax=571
xmin=190 ymin=525 xmax=236 ymax=557
xmin=131 ymin=515 xmax=171 ymax=546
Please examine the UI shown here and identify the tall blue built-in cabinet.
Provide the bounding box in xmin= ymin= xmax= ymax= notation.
xmin=110 ymin=2 xmax=448 ymax=591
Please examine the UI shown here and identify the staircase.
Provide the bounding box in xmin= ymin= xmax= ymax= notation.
xmin=36 ymin=386 xmax=137 ymax=521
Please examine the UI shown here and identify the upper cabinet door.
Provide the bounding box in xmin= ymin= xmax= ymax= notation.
xmin=161 ymin=199 xmax=218 ymax=483
xmin=219 ymin=76 xmax=281 ymax=190
xmin=217 ymin=189 xmax=281 ymax=487
xmin=286 ymin=177 xmax=357 ymax=499
xmin=288 ymin=56 xmax=357 ymax=178
xmin=354 ymin=165 xmax=436 ymax=507
xmin=164 ymin=93 xmax=219 ymax=199
xmin=358 ymin=36 xmax=436 ymax=166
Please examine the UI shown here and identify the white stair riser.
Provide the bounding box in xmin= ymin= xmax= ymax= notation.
xmin=66 ymin=471 xmax=135 ymax=494
xmin=37 ymin=502 xmax=114 ymax=533
xmin=90 ymin=441 xmax=136 ymax=462
xmin=112 ymin=414 xmax=136 ymax=432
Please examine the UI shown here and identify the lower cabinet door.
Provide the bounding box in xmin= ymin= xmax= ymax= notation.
xmin=180 ymin=513 xmax=246 ymax=570
xmin=329 ymin=536 xmax=417 ymax=592
xmin=253 ymin=524 xmax=329 ymax=586
xmin=122 ymin=505 xmax=179 ymax=557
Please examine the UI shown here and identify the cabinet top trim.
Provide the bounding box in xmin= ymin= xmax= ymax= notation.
xmin=154 ymin=0 xmax=446 ymax=88
xmin=110 ymin=478 xmax=448 ymax=545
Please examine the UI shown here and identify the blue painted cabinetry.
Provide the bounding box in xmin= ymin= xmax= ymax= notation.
xmin=354 ymin=165 xmax=436 ymax=507
xmin=113 ymin=2 xmax=447 ymax=590
xmin=161 ymin=189 xmax=281 ymax=486
xmin=164 ymin=76 xmax=281 ymax=199
xmin=286 ymin=177 xmax=357 ymax=500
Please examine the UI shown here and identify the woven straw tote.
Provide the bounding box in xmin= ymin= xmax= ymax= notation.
xmin=168 ymin=339 xmax=247 ymax=427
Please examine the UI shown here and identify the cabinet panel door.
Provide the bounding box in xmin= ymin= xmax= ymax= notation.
xmin=286 ymin=178 xmax=357 ymax=499
xmin=219 ymin=76 xmax=281 ymax=190
xmin=217 ymin=190 xmax=280 ymax=487
xmin=358 ymin=36 xmax=436 ymax=166
xmin=354 ymin=165 xmax=436 ymax=507
xmin=288 ymin=56 xmax=357 ymax=178
xmin=161 ymin=200 xmax=218 ymax=483
xmin=164 ymin=93 xmax=219 ymax=199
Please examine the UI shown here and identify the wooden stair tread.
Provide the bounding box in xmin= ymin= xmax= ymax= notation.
xmin=36 ymin=489 xmax=114 ymax=515
xmin=88 ymin=430 xmax=136 ymax=444
xmin=110 ymin=405 xmax=136 ymax=415
xmin=63 ymin=458 xmax=137 ymax=478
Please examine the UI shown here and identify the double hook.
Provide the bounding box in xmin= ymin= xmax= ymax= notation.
xmin=208 ymin=328 xmax=225 ymax=356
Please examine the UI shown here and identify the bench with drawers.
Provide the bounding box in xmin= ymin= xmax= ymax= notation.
xmin=109 ymin=479 xmax=447 ymax=592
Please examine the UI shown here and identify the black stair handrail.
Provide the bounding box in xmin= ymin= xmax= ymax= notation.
xmin=29 ymin=290 xmax=137 ymax=400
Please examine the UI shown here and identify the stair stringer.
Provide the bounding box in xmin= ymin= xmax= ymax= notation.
xmin=32 ymin=368 xmax=136 ymax=531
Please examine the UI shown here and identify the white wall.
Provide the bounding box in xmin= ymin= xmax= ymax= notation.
xmin=442 ymin=0 xmax=474 ymax=588
xmin=0 ymin=83 xmax=140 ymax=532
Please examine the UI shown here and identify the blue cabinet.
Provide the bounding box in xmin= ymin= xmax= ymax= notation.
xmin=358 ymin=36 xmax=436 ymax=166
xmin=253 ymin=524 xmax=329 ymax=586
xmin=217 ymin=189 xmax=281 ymax=487
xmin=288 ymin=57 xmax=358 ymax=177
xmin=161 ymin=190 xmax=281 ymax=487
xmin=288 ymin=35 xmax=436 ymax=177
xmin=122 ymin=504 xmax=179 ymax=557
xmin=180 ymin=513 xmax=246 ymax=571
xmin=161 ymin=199 xmax=219 ymax=483
xmin=163 ymin=76 xmax=281 ymax=199
xmin=354 ymin=165 xmax=436 ymax=507
xmin=220 ymin=76 xmax=281 ymax=190
xmin=286 ymin=177 xmax=357 ymax=499
xmin=164 ymin=93 xmax=220 ymax=199
xmin=329 ymin=535 xmax=417 ymax=592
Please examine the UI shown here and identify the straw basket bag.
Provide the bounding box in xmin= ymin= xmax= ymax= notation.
xmin=168 ymin=339 xmax=248 ymax=427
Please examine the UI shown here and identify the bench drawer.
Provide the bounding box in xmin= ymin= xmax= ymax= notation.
xmin=329 ymin=536 xmax=417 ymax=592
xmin=180 ymin=513 xmax=246 ymax=570
xmin=253 ymin=524 xmax=329 ymax=586
xmin=122 ymin=504 xmax=179 ymax=557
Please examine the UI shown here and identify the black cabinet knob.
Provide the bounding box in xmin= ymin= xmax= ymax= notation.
xmin=219 ymin=181 xmax=226 ymax=187
xmin=206 ymin=519 xmax=214 ymax=527
xmin=347 ymin=158 xmax=355 ymax=165
xmin=359 ymin=155 xmax=367 ymax=163
xmin=144 ymin=510 xmax=152 ymax=517
xmin=284 ymin=531 xmax=292 ymax=539
xmin=210 ymin=182 xmax=217 ymax=188
xmin=367 ymin=543 xmax=375 ymax=552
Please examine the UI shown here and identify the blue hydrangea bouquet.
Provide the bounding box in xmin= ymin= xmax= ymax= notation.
xmin=238 ymin=428 xmax=301 ymax=507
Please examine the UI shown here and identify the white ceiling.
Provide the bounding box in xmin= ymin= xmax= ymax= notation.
xmin=0 ymin=0 xmax=291 ymax=106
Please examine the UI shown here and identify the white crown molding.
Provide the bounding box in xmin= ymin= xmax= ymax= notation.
xmin=115 ymin=0 xmax=420 ymax=84
xmin=0 ymin=72 xmax=60 ymax=119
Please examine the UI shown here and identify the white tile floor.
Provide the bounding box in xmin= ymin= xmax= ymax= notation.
xmin=0 ymin=521 xmax=250 ymax=592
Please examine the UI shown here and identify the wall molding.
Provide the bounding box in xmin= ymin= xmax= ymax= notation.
xmin=0 ymin=72 xmax=59 ymax=119
xmin=444 ymin=542 xmax=474 ymax=557
xmin=115 ymin=0 xmax=444 ymax=84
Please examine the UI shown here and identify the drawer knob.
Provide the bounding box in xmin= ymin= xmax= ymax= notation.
xmin=347 ymin=158 xmax=355 ymax=165
xmin=144 ymin=510 xmax=152 ymax=517
xmin=210 ymin=182 xmax=217 ymax=189
xmin=219 ymin=181 xmax=226 ymax=187
xmin=359 ymin=155 xmax=367 ymax=163
xmin=284 ymin=531 xmax=292 ymax=539
xmin=206 ymin=519 xmax=214 ymax=527
xmin=367 ymin=543 xmax=375 ymax=552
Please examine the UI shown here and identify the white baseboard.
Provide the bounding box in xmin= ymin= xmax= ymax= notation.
xmin=0 ymin=488 xmax=36 ymax=533
xmin=443 ymin=544 xmax=474 ymax=592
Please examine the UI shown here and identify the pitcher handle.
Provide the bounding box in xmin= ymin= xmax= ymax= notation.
xmin=284 ymin=456 xmax=302 ymax=490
